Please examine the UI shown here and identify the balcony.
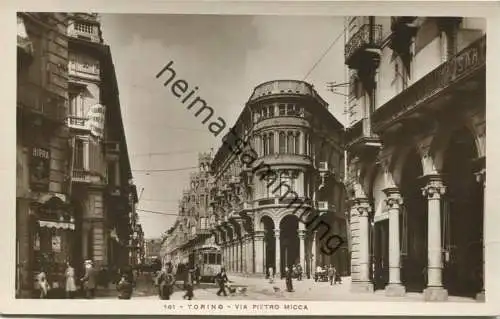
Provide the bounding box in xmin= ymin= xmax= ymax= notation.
xmin=318 ymin=161 xmax=329 ymax=172
xmin=17 ymin=81 xmax=67 ymax=123
xmin=67 ymin=115 xmax=89 ymax=130
xmin=67 ymin=20 xmax=101 ymax=44
xmin=346 ymin=119 xmax=381 ymax=153
xmin=72 ymin=169 xmax=91 ymax=183
xmin=345 ymin=24 xmax=383 ymax=70
xmin=372 ymin=35 xmax=486 ymax=133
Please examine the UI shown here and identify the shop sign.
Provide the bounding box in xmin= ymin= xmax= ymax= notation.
xmin=30 ymin=147 xmax=50 ymax=191
xmin=51 ymin=235 xmax=61 ymax=252
xmin=87 ymin=104 xmax=105 ymax=138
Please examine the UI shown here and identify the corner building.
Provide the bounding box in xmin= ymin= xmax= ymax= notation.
xmin=344 ymin=17 xmax=485 ymax=301
xmin=210 ymin=80 xmax=348 ymax=278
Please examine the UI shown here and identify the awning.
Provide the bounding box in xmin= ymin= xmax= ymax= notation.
xmin=17 ymin=15 xmax=33 ymax=56
xmin=38 ymin=220 xmax=75 ymax=230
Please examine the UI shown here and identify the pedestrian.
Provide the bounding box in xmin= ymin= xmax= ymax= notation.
xmin=297 ymin=264 xmax=303 ymax=281
xmin=81 ymin=260 xmax=98 ymax=299
xmin=65 ymin=262 xmax=77 ymax=298
xmin=334 ymin=266 xmax=342 ymax=284
xmin=215 ymin=267 xmax=228 ymax=297
xmin=195 ymin=264 xmax=201 ymax=285
xmin=157 ymin=263 xmax=175 ymax=300
xmin=117 ymin=273 xmax=133 ymax=299
xmin=183 ymin=269 xmax=194 ymax=300
xmin=327 ymin=264 xmax=335 ymax=285
xmin=285 ymin=266 xmax=294 ymax=292
xmin=268 ymin=266 xmax=275 ymax=284
xmin=292 ymin=265 xmax=297 ymax=279
xmin=35 ymin=269 xmax=50 ymax=299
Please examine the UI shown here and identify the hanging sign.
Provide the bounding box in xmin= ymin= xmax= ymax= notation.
xmin=86 ymin=104 xmax=105 ymax=138
xmin=30 ymin=147 xmax=50 ymax=191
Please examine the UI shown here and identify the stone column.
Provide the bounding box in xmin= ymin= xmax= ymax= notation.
xmin=311 ymin=231 xmax=316 ymax=278
xmin=299 ymin=228 xmax=306 ymax=273
xmin=383 ymin=188 xmax=406 ymax=296
xmin=422 ymin=175 xmax=448 ymax=301
xmin=350 ymin=198 xmax=374 ymax=292
xmin=275 ymin=229 xmax=281 ymax=278
xmin=231 ymin=240 xmax=236 ymax=272
xmin=476 ymin=169 xmax=485 ymax=301
xmin=254 ymin=231 xmax=265 ymax=275
xmin=236 ymin=238 xmax=240 ymax=272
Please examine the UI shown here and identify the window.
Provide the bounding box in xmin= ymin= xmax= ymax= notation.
xmin=209 ymin=253 xmax=216 ymax=264
xmin=279 ymin=132 xmax=286 ymax=153
xmin=263 ymin=134 xmax=268 ymax=156
xmin=268 ymin=133 xmax=274 ymax=154
xmin=279 ymin=104 xmax=286 ymax=116
xmin=287 ymin=132 xmax=294 ymax=154
xmin=75 ymin=22 xmax=93 ymax=34
xmin=74 ymin=139 xmax=84 ymax=169
xmin=295 ymin=132 xmax=300 ymax=154
xmin=268 ymin=105 xmax=275 ymax=117
xmin=287 ymin=104 xmax=295 ymax=115
xmin=216 ymin=253 xmax=222 ymax=264
xmin=107 ymin=162 xmax=116 ymax=185
xmin=262 ymin=107 xmax=267 ymax=118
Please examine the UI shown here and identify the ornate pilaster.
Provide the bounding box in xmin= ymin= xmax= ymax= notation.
xmin=274 ymin=228 xmax=281 ymax=278
xmin=350 ymin=197 xmax=374 ymax=293
xmin=422 ymin=175 xmax=448 ymax=301
xmin=299 ymin=229 xmax=306 ymax=273
xmin=254 ymin=230 xmax=265 ymax=275
xmin=383 ymin=187 xmax=406 ymax=297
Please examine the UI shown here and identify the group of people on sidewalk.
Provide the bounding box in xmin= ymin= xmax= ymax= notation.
xmin=155 ymin=263 xmax=231 ymax=300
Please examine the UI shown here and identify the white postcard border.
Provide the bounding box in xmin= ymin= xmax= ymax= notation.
xmin=1 ymin=0 xmax=499 ymax=316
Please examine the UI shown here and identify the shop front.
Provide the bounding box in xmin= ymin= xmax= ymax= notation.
xmin=31 ymin=195 xmax=75 ymax=298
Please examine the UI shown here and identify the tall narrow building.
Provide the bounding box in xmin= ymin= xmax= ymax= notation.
xmin=344 ymin=16 xmax=485 ymax=301
xmin=16 ymin=12 xmax=71 ymax=298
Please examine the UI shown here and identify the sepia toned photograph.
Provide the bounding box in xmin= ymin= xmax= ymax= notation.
xmin=10 ymin=4 xmax=496 ymax=315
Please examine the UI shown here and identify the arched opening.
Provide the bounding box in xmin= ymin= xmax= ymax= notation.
xmin=371 ymin=167 xmax=389 ymax=290
xmin=441 ymin=128 xmax=483 ymax=297
xmin=400 ymin=148 xmax=427 ymax=292
xmin=279 ymin=214 xmax=299 ymax=274
xmin=261 ymin=216 xmax=275 ymax=276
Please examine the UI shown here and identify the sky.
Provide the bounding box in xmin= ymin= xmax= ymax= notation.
xmin=99 ymin=14 xmax=348 ymax=239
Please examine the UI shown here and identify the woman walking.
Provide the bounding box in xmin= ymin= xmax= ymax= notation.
xmin=36 ymin=269 xmax=50 ymax=299
xmin=65 ymin=262 xmax=77 ymax=298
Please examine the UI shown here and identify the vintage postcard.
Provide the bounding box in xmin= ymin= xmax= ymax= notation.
xmin=1 ymin=0 xmax=500 ymax=316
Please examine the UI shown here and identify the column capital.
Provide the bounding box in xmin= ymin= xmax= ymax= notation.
xmin=354 ymin=197 xmax=371 ymax=217
xmin=254 ymin=230 xmax=265 ymax=240
xmin=422 ymin=174 xmax=446 ymax=199
xmin=298 ymin=229 xmax=306 ymax=239
xmin=274 ymin=228 xmax=280 ymax=238
xmin=383 ymin=187 xmax=403 ymax=208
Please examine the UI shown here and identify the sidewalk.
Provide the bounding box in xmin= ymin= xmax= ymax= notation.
xmin=226 ymin=274 xmax=478 ymax=302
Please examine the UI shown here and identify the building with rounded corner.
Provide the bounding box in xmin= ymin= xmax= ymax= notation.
xmin=209 ymin=80 xmax=347 ymax=278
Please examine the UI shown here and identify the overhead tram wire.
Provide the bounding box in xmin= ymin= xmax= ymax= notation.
xmin=132 ymin=166 xmax=198 ymax=173
xmin=302 ymin=24 xmax=349 ymax=81
xmin=136 ymin=208 xmax=180 ymax=217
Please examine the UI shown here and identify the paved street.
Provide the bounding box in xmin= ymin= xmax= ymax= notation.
xmin=98 ymin=273 xmax=477 ymax=302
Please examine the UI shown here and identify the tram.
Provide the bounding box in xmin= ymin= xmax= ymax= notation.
xmin=188 ymin=245 xmax=222 ymax=282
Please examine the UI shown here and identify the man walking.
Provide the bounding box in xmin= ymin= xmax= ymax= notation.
xmin=81 ymin=260 xmax=98 ymax=299
xmin=215 ymin=267 xmax=228 ymax=297
xmin=183 ymin=268 xmax=194 ymax=300
xmin=327 ymin=264 xmax=335 ymax=285
xmin=285 ymin=266 xmax=294 ymax=292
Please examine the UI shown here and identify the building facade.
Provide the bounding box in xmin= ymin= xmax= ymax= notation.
xmin=17 ymin=13 xmax=72 ymax=298
xmin=344 ymin=16 xmax=485 ymax=301
xmin=16 ymin=12 xmax=141 ymax=297
xmin=209 ymin=80 xmax=348 ymax=278
xmin=165 ymin=153 xmax=215 ymax=264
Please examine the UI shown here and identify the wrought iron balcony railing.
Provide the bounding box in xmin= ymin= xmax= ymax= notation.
xmin=67 ymin=115 xmax=88 ymax=130
xmin=345 ymin=24 xmax=383 ymax=68
xmin=372 ymin=34 xmax=486 ymax=133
